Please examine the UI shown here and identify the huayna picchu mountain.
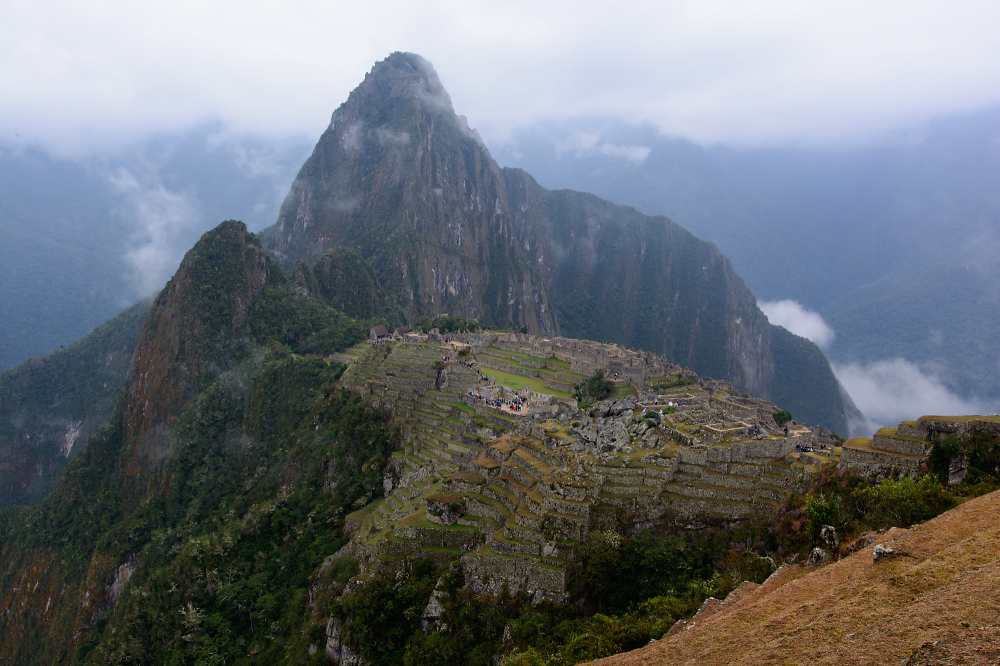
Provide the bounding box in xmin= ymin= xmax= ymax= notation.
xmin=260 ymin=52 xmax=849 ymax=434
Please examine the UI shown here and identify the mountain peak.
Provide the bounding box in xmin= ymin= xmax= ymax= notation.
xmin=262 ymin=56 xmax=849 ymax=432
xmin=330 ymin=52 xmax=456 ymax=134
xmin=363 ymin=52 xmax=453 ymax=111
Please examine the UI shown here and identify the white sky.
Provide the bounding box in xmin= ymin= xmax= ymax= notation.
xmin=2 ymin=0 xmax=1000 ymax=154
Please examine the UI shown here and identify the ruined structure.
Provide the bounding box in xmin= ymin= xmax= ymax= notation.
xmin=332 ymin=331 xmax=996 ymax=607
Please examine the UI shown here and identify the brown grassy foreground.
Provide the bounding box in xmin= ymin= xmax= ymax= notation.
xmin=588 ymin=489 xmax=1000 ymax=666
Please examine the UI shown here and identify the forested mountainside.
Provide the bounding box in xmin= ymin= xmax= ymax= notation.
xmin=0 ymin=221 xmax=382 ymax=663
xmin=261 ymin=52 xmax=848 ymax=433
xmin=0 ymin=299 xmax=151 ymax=506
xmin=2 ymin=218 xmax=997 ymax=665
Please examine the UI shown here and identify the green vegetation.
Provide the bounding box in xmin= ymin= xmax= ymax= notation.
xmin=772 ymin=410 xmax=792 ymax=425
xmin=0 ymin=345 xmax=400 ymax=664
xmin=484 ymin=367 xmax=573 ymax=399
xmin=650 ymin=378 xmax=694 ymax=391
xmin=930 ymin=431 xmax=1000 ymax=485
xmin=0 ymin=298 xmax=152 ymax=506
xmin=574 ymin=369 xmax=615 ymax=405
xmin=412 ymin=315 xmax=482 ymax=333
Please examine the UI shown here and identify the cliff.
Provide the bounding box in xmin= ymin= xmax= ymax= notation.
xmin=260 ymin=52 xmax=848 ymax=434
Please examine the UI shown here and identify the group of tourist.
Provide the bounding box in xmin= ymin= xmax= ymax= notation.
xmin=642 ymin=399 xmax=677 ymax=408
xmin=468 ymin=390 xmax=527 ymax=413
xmin=795 ymin=442 xmax=828 ymax=453
xmin=371 ymin=336 xmax=391 ymax=346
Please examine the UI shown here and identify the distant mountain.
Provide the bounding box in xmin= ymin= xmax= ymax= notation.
xmin=489 ymin=110 xmax=1000 ymax=407
xmin=262 ymin=53 xmax=849 ymax=433
xmin=0 ymin=299 xmax=150 ymax=506
xmin=0 ymin=128 xmax=312 ymax=372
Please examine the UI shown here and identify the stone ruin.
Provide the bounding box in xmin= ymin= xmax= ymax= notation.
xmin=329 ymin=331 xmax=998 ymax=612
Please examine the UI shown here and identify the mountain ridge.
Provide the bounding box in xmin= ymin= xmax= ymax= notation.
xmin=261 ymin=52 xmax=849 ymax=433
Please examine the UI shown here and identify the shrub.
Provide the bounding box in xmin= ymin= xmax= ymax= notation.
xmin=773 ymin=410 xmax=792 ymax=425
xmin=850 ymin=475 xmax=957 ymax=527
xmin=575 ymin=370 xmax=615 ymax=405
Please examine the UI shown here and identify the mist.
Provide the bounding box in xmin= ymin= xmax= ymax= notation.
xmin=111 ymin=170 xmax=198 ymax=298
xmin=4 ymin=2 xmax=1000 ymax=155
xmin=758 ymin=300 xmax=835 ymax=349
xmin=834 ymin=358 xmax=998 ymax=437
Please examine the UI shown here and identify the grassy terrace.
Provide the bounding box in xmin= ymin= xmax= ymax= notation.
xmin=397 ymin=511 xmax=480 ymax=531
xmin=484 ymin=347 xmax=583 ymax=378
xmin=920 ymin=414 xmax=1000 ymax=423
xmin=546 ymin=356 xmax=572 ymax=369
xmin=480 ymin=367 xmax=573 ymax=398
xmin=346 ymin=498 xmax=384 ymax=525
xmin=450 ymin=400 xmax=477 ymax=417
xmin=487 ymin=346 xmax=547 ymax=363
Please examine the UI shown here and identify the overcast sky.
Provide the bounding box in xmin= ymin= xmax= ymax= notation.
xmin=3 ymin=0 xmax=1000 ymax=154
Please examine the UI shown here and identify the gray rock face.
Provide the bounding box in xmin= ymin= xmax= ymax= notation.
xmin=325 ymin=617 xmax=361 ymax=664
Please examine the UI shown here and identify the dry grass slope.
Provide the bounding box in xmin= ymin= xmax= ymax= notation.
xmin=589 ymin=489 xmax=1000 ymax=666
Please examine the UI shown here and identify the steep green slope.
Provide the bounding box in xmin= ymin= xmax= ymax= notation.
xmin=260 ymin=52 xmax=848 ymax=433
xmin=0 ymin=220 xmax=378 ymax=663
xmin=0 ymin=299 xmax=151 ymax=506
xmin=291 ymin=247 xmax=405 ymax=325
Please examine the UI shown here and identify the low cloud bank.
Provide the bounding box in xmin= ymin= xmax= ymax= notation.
xmin=833 ymin=358 xmax=997 ymax=438
xmin=555 ymin=131 xmax=651 ymax=164
xmin=111 ymin=169 xmax=198 ymax=299
xmin=758 ymin=299 xmax=836 ymax=349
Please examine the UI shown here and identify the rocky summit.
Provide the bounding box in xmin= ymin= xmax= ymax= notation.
xmin=261 ymin=52 xmax=849 ymax=433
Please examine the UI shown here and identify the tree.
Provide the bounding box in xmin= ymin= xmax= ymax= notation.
xmin=576 ymin=369 xmax=615 ymax=404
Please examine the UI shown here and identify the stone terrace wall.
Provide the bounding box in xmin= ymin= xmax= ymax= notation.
xmin=453 ymin=332 xmax=681 ymax=384
xmin=462 ymin=554 xmax=567 ymax=604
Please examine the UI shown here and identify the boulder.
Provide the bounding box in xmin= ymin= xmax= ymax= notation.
xmin=807 ymin=547 xmax=830 ymax=564
xmin=873 ymin=543 xmax=895 ymax=563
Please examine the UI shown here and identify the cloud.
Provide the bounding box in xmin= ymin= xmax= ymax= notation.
xmin=342 ymin=122 xmax=364 ymax=152
xmin=758 ymin=299 xmax=836 ymax=349
xmin=556 ymin=131 xmax=651 ymax=164
xmin=110 ymin=169 xmax=198 ymax=297
xmin=375 ymin=127 xmax=411 ymax=146
xmin=833 ymin=358 xmax=997 ymax=437
xmin=8 ymin=1 xmax=998 ymax=155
